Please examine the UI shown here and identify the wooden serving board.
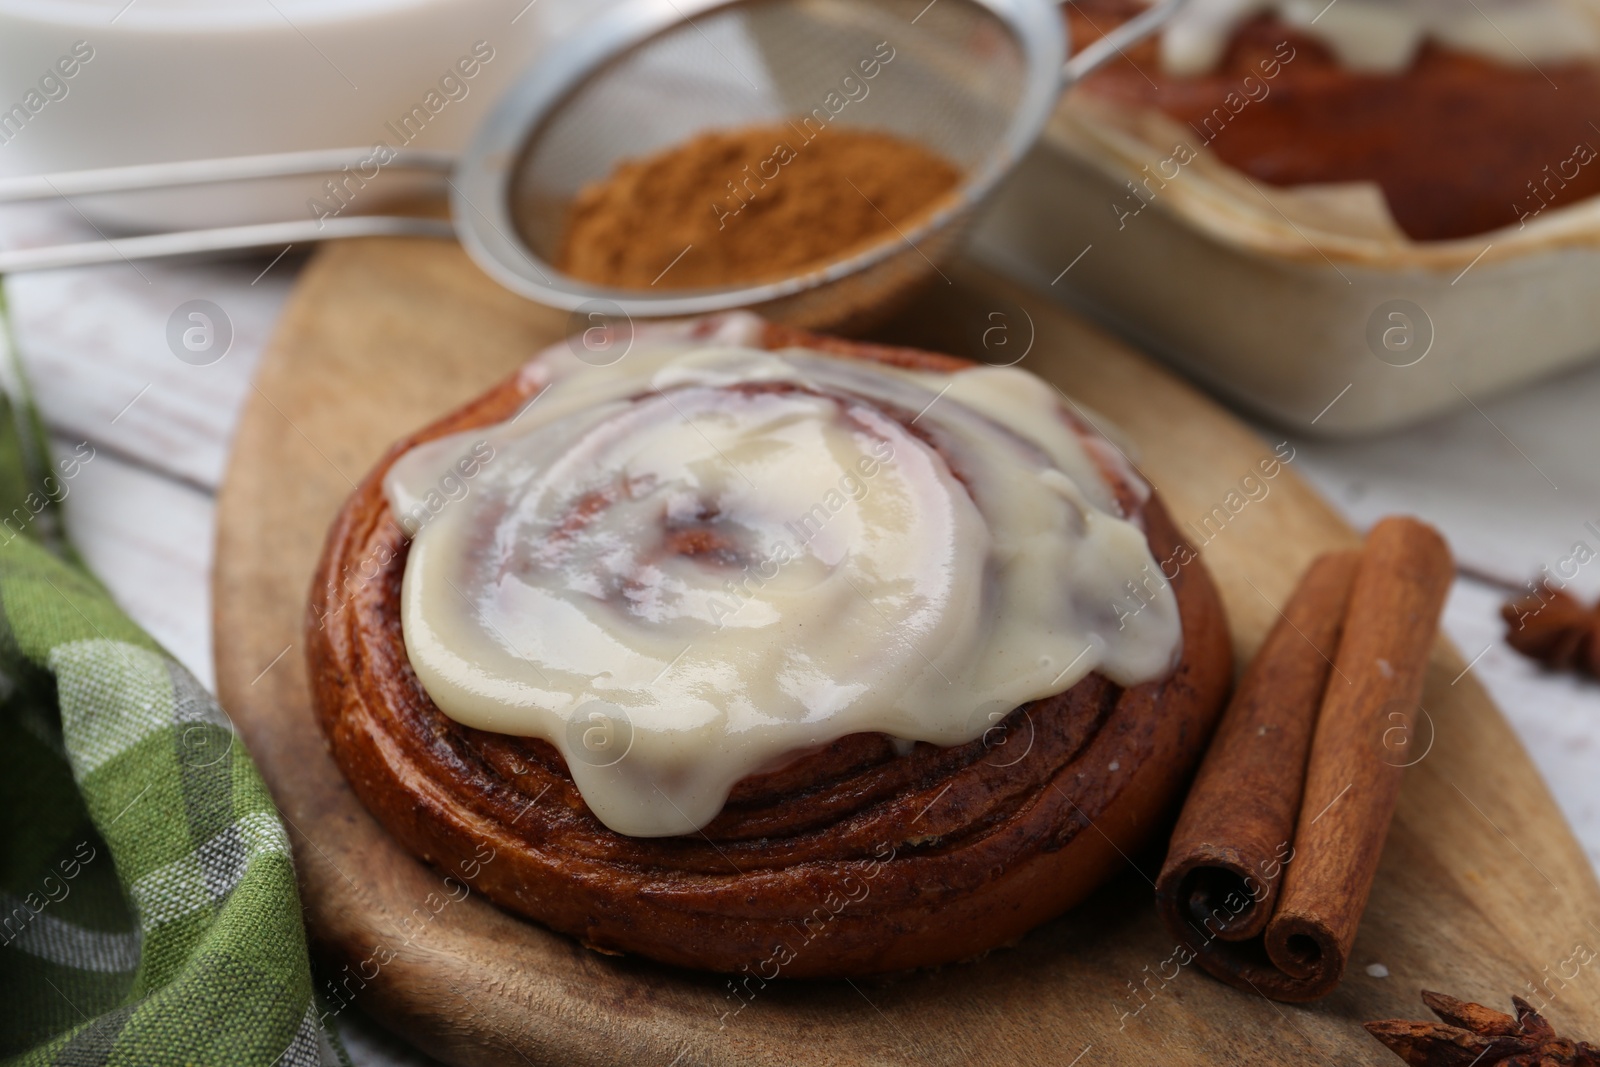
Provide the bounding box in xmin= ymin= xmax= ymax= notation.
xmin=214 ymin=237 xmax=1600 ymax=1067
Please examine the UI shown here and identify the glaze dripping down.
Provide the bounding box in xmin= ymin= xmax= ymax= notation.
xmin=384 ymin=316 xmax=1181 ymax=837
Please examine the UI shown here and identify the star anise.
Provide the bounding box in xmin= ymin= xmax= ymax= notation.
xmin=1365 ymin=990 xmax=1600 ymax=1066
xmin=1501 ymin=583 xmax=1600 ymax=677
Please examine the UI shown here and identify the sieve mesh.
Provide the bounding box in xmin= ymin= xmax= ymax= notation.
xmin=510 ymin=0 xmax=1029 ymax=301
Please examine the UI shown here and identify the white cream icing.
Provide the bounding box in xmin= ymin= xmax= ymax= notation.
xmin=384 ymin=320 xmax=1181 ymax=838
xmin=1149 ymin=0 xmax=1600 ymax=75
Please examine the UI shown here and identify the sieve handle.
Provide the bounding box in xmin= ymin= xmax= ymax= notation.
xmin=1062 ymin=0 xmax=1187 ymax=85
xmin=0 ymin=215 xmax=456 ymax=274
xmin=0 ymin=148 xmax=455 ymax=204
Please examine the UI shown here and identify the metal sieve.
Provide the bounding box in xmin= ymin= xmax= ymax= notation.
xmin=0 ymin=0 xmax=1181 ymax=331
xmin=458 ymin=0 xmax=1180 ymax=330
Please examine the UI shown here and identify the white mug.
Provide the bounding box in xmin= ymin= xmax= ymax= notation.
xmin=0 ymin=0 xmax=605 ymax=229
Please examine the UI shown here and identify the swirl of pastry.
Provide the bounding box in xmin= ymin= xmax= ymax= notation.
xmin=307 ymin=315 xmax=1232 ymax=976
xmin=379 ymin=316 xmax=1180 ymax=837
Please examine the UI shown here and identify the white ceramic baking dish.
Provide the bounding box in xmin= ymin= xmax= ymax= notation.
xmin=971 ymin=94 xmax=1600 ymax=436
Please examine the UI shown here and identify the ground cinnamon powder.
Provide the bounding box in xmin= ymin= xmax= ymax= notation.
xmin=555 ymin=124 xmax=962 ymax=289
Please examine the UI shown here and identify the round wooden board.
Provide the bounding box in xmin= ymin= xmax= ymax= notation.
xmin=214 ymin=237 xmax=1600 ymax=1066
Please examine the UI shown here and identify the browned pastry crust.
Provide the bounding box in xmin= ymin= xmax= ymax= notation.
xmin=305 ymin=319 xmax=1233 ymax=977
xmin=1068 ymin=0 xmax=1600 ymax=241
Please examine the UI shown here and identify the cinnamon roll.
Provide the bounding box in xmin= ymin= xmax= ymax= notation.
xmin=1068 ymin=0 xmax=1600 ymax=240
xmin=306 ymin=313 xmax=1231 ymax=976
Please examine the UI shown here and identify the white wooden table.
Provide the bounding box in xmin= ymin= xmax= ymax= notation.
xmin=5 ymin=191 xmax=1600 ymax=1063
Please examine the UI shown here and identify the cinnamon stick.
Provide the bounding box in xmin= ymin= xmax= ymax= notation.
xmin=1155 ymin=516 xmax=1453 ymax=1002
xmin=1265 ymin=516 xmax=1452 ymax=998
xmin=1156 ymin=551 xmax=1359 ymax=948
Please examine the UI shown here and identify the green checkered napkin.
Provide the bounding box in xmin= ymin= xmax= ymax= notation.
xmin=0 ymin=286 xmax=327 ymax=1065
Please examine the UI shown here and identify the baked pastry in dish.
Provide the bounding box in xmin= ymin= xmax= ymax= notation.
xmin=1067 ymin=0 xmax=1600 ymax=240
xmin=306 ymin=313 xmax=1231 ymax=977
